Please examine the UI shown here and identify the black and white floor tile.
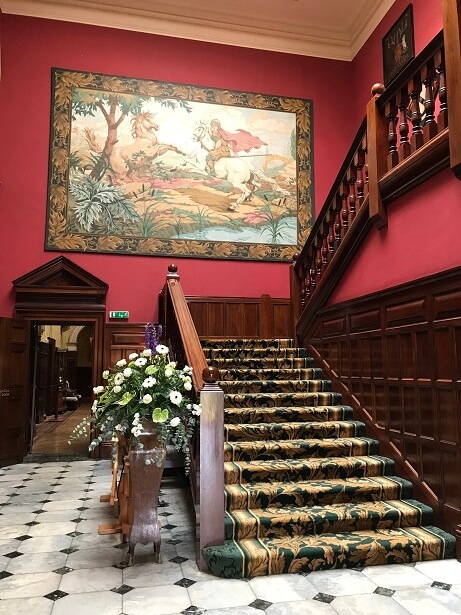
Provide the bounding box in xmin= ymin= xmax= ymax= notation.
xmin=0 ymin=459 xmax=460 ymax=615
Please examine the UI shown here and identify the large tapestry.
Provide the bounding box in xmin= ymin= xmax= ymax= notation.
xmin=45 ymin=68 xmax=314 ymax=261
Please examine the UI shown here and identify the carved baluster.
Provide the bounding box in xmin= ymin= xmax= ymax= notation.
xmin=397 ymin=88 xmax=411 ymax=162
xmin=421 ymin=57 xmax=438 ymax=141
xmin=362 ymin=134 xmax=369 ymax=200
xmin=334 ymin=194 xmax=342 ymax=244
xmin=435 ymin=49 xmax=448 ymax=130
xmin=299 ymin=265 xmax=306 ymax=307
xmin=315 ymin=237 xmax=323 ymax=278
xmin=408 ymin=73 xmax=424 ymax=152
xmin=385 ymin=96 xmax=399 ymax=169
xmin=321 ymin=220 xmax=329 ymax=265
xmin=355 ymin=148 xmax=365 ymax=210
xmin=304 ymin=267 xmax=311 ymax=302
xmin=341 ymin=178 xmax=350 ymax=231
xmin=327 ymin=208 xmax=335 ymax=253
xmin=309 ymin=259 xmax=316 ymax=295
xmin=347 ymin=163 xmax=357 ymax=222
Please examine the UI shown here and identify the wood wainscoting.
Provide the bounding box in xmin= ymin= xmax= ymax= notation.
xmin=300 ymin=267 xmax=461 ymax=539
xmin=186 ymin=294 xmax=291 ymax=339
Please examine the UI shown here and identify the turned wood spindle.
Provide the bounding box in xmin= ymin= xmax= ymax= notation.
xmin=341 ymin=178 xmax=350 ymax=230
xmin=309 ymin=263 xmax=316 ymax=294
xmin=355 ymin=148 xmax=365 ymax=210
xmin=421 ymin=58 xmax=438 ymax=141
xmin=408 ymin=74 xmax=424 ymax=152
xmin=397 ymin=89 xmax=411 ymax=162
xmin=327 ymin=209 xmax=335 ymax=253
xmin=347 ymin=164 xmax=357 ymax=222
xmin=333 ymin=195 xmax=342 ymax=244
xmin=385 ymin=98 xmax=399 ymax=170
xmin=321 ymin=220 xmax=329 ymax=265
xmin=435 ymin=49 xmax=448 ymax=130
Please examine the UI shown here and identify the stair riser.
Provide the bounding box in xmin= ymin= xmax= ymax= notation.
xmin=225 ymin=481 xmax=413 ymax=511
xmin=201 ymin=339 xmax=295 ymax=350
xmin=220 ymin=380 xmax=332 ymax=394
xmin=224 ymin=457 xmax=395 ymax=485
xmin=204 ymin=348 xmax=309 ymax=359
xmin=224 ymin=406 xmax=354 ymax=424
xmin=212 ymin=358 xmax=315 ymax=369
xmin=219 ymin=368 xmax=323 ymax=381
xmin=225 ymin=421 xmax=365 ymax=442
xmin=224 ymin=392 xmax=342 ymax=408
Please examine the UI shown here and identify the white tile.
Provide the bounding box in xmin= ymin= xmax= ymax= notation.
xmin=0 ymin=538 xmax=20 ymax=555
xmin=123 ymin=585 xmax=191 ymax=615
xmin=361 ymin=563 xmax=432 ymax=590
xmin=180 ymin=559 xmax=219 ymax=583
xmin=60 ymin=566 xmax=122 ymax=593
xmin=42 ymin=499 xmax=83 ymax=511
xmin=51 ymin=590 xmax=122 ymax=615
xmin=249 ymin=575 xmax=305 ymax=603
xmin=28 ymin=521 xmax=77 ymax=537
xmin=0 ymin=571 xmax=60 ymax=598
xmin=205 ymin=608 xmax=261 ymax=615
xmin=282 ymin=574 xmax=319 ymax=600
xmin=333 ymin=592 xmax=411 ymax=615
xmin=71 ymin=531 xmax=123 ymax=550
xmin=38 ymin=510 xmax=83 ymax=523
xmin=122 ymin=561 xmax=183 ymax=588
xmin=18 ymin=534 xmax=73 ymax=554
xmin=66 ymin=546 xmax=127 ymax=569
xmin=77 ymin=518 xmax=117 ymax=533
xmin=415 ymin=559 xmax=461 ymax=585
xmin=0 ymin=596 xmax=53 ymax=615
xmin=267 ymin=601 xmax=338 ymax=615
xmin=188 ymin=578 xmax=256 ymax=610
xmin=393 ymin=585 xmax=461 ymax=614
xmin=5 ymin=550 xmax=67 ymax=574
xmin=309 ymin=568 xmax=377 ymax=596
xmin=450 ymin=584 xmax=461 ymax=599
xmin=0 ymin=524 xmax=30 ymax=539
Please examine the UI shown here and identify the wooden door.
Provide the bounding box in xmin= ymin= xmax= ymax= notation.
xmin=0 ymin=318 xmax=30 ymax=467
xmin=34 ymin=341 xmax=51 ymax=424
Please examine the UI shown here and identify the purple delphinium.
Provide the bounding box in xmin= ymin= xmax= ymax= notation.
xmin=144 ymin=323 xmax=163 ymax=352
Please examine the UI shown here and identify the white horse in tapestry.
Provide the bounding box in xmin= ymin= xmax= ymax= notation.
xmin=192 ymin=121 xmax=290 ymax=211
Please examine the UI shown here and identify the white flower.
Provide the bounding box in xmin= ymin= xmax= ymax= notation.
xmin=165 ymin=367 xmax=173 ymax=378
xmin=141 ymin=348 xmax=152 ymax=357
xmin=192 ymin=408 xmax=202 ymax=416
xmin=91 ymin=400 xmax=98 ymax=411
xmin=123 ymin=368 xmax=132 ymax=377
xmin=116 ymin=359 xmax=127 ymax=367
xmin=168 ymin=361 xmax=177 ymax=368
xmin=114 ymin=374 xmax=124 ymax=385
xmin=156 ymin=344 xmax=169 ymax=355
xmin=102 ymin=370 xmax=109 ymax=379
xmin=170 ymin=391 xmax=182 ymax=405
xmin=170 ymin=416 xmax=181 ymax=427
xmin=143 ymin=394 xmax=153 ymax=404
xmin=129 ymin=353 xmax=138 ymax=360
xmin=93 ymin=385 xmax=104 ymax=394
xmin=113 ymin=385 xmax=122 ymax=394
xmin=193 ymin=404 xmax=201 ymax=412
xmin=142 ymin=377 xmax=156 ymax=388
xmin=135 ymin=357 xmax=147 ymax=367
xmin=184 ymin=381 xmax=192 ymax=391
xmin=183 ymin=365 xmax=192 ymax=374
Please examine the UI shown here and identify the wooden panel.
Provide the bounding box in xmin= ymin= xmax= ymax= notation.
xmin=303 ymin=266 xmax=461 ymax=536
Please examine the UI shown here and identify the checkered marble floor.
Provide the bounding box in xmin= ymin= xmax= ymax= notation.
xmin=0 ymin=460 xmax=460 ymax=615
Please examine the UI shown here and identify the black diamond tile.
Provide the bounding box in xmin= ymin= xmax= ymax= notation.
xmin=297 ymin=570 xmax=311 ymax=576
xmin=113 ymin=561 xmax=130 ymax=570
xmin=39 ymin=499 xmax=52 ymax=504
xmin=15 ymin=535 xmax=32 ymax=541
xmin=0 ymin=571 xmax=13 ymax=580
xmin=175 ymin=578 xmax=196 ymax=588
xmin=158 ymin=500 xmax=169 ymax=507
xmin=25 ymin=521 xmax=41 ymax=526
xmin=374 ymin=587 xmax=395 ymax=597
xmin=159 ymin=512 xmax=169 ymax=517
xmin=16 ymin=485 xmax=26 ymax=489
xmin=76 ymin=506 xmax=89 ymax=511
xmin=8 ymin=493 xmax=19 ymax=497
xmin=248 ymin=599 xmax=273 ymax=611
xmin=32 ymin=510 xmax=46 ymax=514
xmin=432 ymin=580 xmax=452 ymax=591
xmin=113 ymin=543 xmax=128 ymax=550
xmin=44 ymin=590 xmax=68 ymax=601
xmin=70 ymin=518 xmax=82 ymax=523
xmin=66 ymin=531 xmax=83 ymax=537
xmin=23 ymin=478 xmax=33 ymax=482
xmin=169 ymin=556 xmax=188 ymax=564
xmin=60 ymin=547 xmax=79 ymax=555
xmin=111 ymin=584 xmax=134 ymax=595
xmin=313 ymin=593 xmax=335 ymax=604
xmin=168 ymin=539 xmax=183 ymax=545
xmin=162 ymin=524 xmax=177 ymax=530
xmin=45 ymin=491 xmax=56 ymax=495
xmin=181 ymin=608 xmax=205 ymax=615
xmin=404 ymin=562 xmax=416 ymax=567
xmin=53 ymin=566 xmax=74 ymax=575
xmin=4 ymin=551 xmax=23 ymax=559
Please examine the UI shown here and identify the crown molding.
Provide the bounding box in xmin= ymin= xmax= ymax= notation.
xmin=0 ymin=0 xmax=396 ymax=61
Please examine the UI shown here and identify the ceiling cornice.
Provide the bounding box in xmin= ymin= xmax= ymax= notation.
xmin=0 ymin=0 xmax=396 ymax=61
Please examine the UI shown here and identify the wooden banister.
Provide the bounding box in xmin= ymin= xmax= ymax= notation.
xmin=442 ymin=0 xmax=461 ymax=179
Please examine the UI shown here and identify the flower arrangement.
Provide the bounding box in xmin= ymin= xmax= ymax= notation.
xmin=69 ymin=324 xmax=201 ymax=473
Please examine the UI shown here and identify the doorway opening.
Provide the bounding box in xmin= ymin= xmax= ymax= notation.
xmin=29 ymin=323 xmax=95 ymax=458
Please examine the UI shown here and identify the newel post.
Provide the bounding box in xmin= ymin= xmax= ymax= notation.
xmin=197 ymin=366 xmax=224 ymax=571
xmin=442 ymin=0 xmax=461 ymax=179
xmin=289 ymin=254 xmax=301 ymax=344
xmin=366 ymin=83 xmax=388 ymax=229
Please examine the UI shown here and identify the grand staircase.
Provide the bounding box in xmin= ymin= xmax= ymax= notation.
xmin=200 ymin=338 xmax=455 ymax=578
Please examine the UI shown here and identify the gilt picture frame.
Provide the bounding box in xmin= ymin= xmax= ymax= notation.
xmin=382 ymin=4 xmax=415 ymax=87
xmin=45 ymin=68 xmax=314 ymax=262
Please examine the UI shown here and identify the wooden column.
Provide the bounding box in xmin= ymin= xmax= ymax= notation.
xmin=442 ymin=0 xmax=461 ymax=178
xmin=366 ymin=83 xmax=388 ymax=229
xmin=290 ymin=256 xmax=301 ymax=344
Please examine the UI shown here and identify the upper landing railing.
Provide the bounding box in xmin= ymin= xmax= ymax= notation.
xmin=291 ymin=28 xmax=450 ymax=339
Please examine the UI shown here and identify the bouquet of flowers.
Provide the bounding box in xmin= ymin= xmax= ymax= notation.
xmin=69 ymin=324 xmax=201 ymax=473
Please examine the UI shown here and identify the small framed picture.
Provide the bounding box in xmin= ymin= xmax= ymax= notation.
xmin=382 ymin=4 xmax=415 ymax=87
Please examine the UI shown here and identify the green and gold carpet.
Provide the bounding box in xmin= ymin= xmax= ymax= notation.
xmin=200 ymin=338 xmax=455 ymax=578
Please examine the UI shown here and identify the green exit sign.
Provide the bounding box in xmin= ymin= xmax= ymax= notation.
xmin=109 ymin=311 xmax=129 ymax=319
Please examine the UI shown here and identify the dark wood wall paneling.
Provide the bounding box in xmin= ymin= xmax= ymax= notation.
xmin=186 ymin=295 xmax=291 ymax=339
xmin=303 ymin=267 xmax=461 ymax=536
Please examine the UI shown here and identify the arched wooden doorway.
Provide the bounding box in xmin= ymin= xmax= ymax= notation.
xmin=12 ymin=256 xmax=108 ymax=457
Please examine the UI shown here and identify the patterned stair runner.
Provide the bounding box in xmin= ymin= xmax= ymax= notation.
xmin=200 ymin=338 xmax=455 ymax=578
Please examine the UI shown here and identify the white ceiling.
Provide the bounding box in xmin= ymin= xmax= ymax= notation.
xmin=1 ymin=0 xmax=397 ymax=61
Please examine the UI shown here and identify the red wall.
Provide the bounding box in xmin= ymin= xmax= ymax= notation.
xmin=328 ymin=0 xmax=457 ymax=305
xmin=0 ymin=15 xmax=358 ymax=322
